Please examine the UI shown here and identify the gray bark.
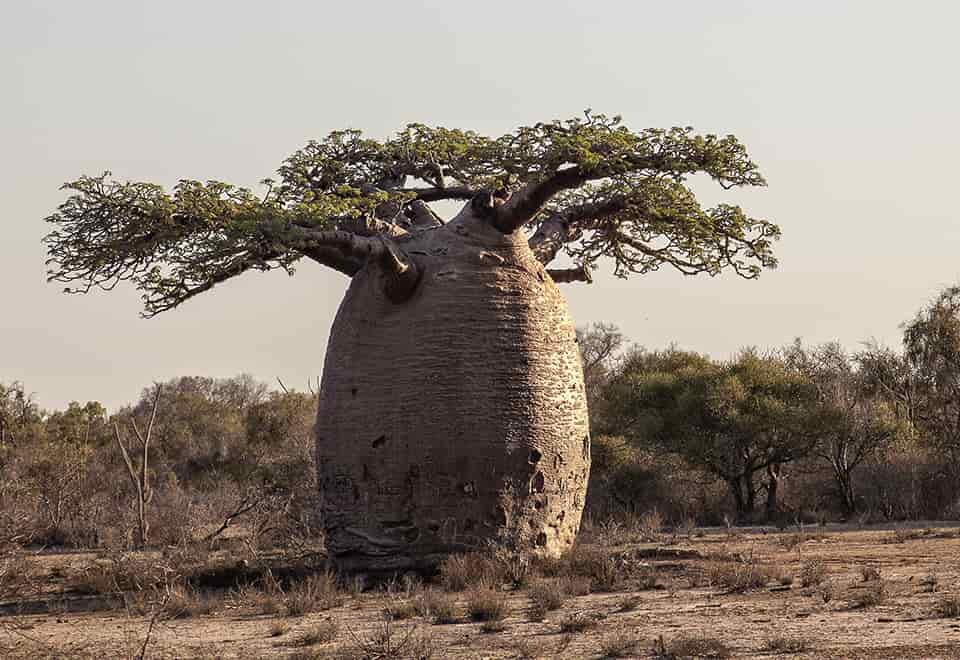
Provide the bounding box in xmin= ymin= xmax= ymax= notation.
xmin=316 ymin=202 xmax=590 ymax=573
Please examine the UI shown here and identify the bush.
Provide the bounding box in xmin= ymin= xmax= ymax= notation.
xmin=465 ymin=587 xmax=508 ymax=622
xmin=762 ymin=636 xmax=809 ymax=654
xmin=800 ymin=560 xmax=827 ymax=587
xmin=439 ymin=553 xmax=502 ymax=591
xmin=415 ymin=590 xmax=458 ymax=624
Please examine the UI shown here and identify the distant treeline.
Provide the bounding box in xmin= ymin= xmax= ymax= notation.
xmin=3 ymin=285 xmax=960 ymax=551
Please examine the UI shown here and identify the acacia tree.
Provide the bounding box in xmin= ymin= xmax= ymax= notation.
xmin=44 ymin=113 xmax=778 ymax=570
xmin=605 ymin=349 xmax=818 ymax=520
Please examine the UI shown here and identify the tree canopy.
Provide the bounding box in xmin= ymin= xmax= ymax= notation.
xmin=44 ymin=112 xmax=779 ymax=316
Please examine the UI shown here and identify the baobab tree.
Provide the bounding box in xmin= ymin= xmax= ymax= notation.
xmin=44 ymin=113 xmax=779 ymax=571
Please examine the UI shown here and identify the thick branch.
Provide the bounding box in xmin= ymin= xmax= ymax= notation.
xmin=293 ymin=228 xmax=420 ymax=302
xmin=547 ymin=266 xmax=592 ymax=284
xmin=397 ymin=185 xmax=478 ymax=202
xmin=528 ymin=197 xmax=628 ymax=265
xmin=495 ymin=166 xmax=586 ymax=233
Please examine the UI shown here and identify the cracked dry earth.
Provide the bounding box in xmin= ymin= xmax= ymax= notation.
xmin=3 ymin=526 xmax=960 ymax=659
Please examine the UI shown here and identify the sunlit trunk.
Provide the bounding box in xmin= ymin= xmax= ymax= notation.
xmin=316 ymin=210 xmax=590 ymax=573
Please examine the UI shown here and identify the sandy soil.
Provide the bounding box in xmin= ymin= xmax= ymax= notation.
xmin=3 ymin=525 xmax=960 ymax=659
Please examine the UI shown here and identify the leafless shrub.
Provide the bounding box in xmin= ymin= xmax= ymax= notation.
xmin=618 ymin=595 xmax=642 ymax=612
xmin=346 ymin=620 xmax=436 ymax=659
xmin=267 ymin=621 xmax=289 ymax=637
xmin=382 ymin=598 xmax=418 ymax=621
xmin=848 ymin=581 xmax=886 ymax=609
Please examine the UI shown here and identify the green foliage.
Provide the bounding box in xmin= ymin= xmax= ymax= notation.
xmin=44 ymin=112 xmax=777 ymax=316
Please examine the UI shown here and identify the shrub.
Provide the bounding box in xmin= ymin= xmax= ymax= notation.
xmin=859 ymin=565 xmax=881 ymax=582
xmin=706 ymin=559 xmax=769 ymax=593
xmin=653 ymin=634 xmax=732 ymax=659
xmin=284 ymin=571 xmax=342 ymax=616
xmin=559 ymin=612 xmax=601 ymax=633
xmin=527 ymin=580 xmax=565 ymax=613
xmin=934 ymin=595 xmax=960 ymax=618
xmin=762 ymin=636 xmax=809 ymax=654
xmin=292 ymin=621 xmax=339 ymax=646
xmin=383 ymin=599 xmax=418 ymax=621
xmin=600 ymin=632 xmax=642 ymax=658
xmin=800 ymin=560 xmax=826 ymax=587
xmin=164 ymin=585 xmax=218 ymax=618
xmin=415 ymin=590 xmax=458 ymax=624
xmin=465 ymin=587 xmax=508 ymax=622
xmin=480 ymin=620 xmax=507 ymax=634
xmin=439 ymin=553 xmax=501 ymax=591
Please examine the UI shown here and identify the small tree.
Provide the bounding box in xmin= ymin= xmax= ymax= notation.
xmin=784 ymin=341 xmax=902 ymax=514
xmin=113 ymin=385 xmax=161 ymax=549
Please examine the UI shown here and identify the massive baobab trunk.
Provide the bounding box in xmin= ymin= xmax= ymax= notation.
xmin=316 ymin=204 xmax=590 ymax=572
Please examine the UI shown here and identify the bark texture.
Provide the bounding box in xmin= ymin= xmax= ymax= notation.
xmin=316 ymin=205 xmax=590 ymax=573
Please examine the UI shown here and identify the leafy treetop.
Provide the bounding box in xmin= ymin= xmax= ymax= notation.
xmin=44 ymin=112 xmax=779 ymax=316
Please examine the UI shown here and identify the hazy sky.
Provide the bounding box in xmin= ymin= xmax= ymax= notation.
xmin=4 ymin=1 xmax=959 ymax=412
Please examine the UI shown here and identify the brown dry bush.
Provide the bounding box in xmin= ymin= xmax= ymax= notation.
xmin=346 ymin=620 xmax=437 ymax=659
xmin=415 ymin=590 xmax=458 ymax=624
xmin=163 ymin=585 xmax=218 ymax=618
xmin=283 ymin=571 xmax=342 ymax=616
xmin=859 ymin=564 xmax=881 ymax=582
xmin=934 ymin=595 xmax=960 ymax=618
xmin=465 ymin=587 xmax=508 ymax=622
xmin=290 ymin=621 xmax=339 ymax=647
xmin=438 ymin=552 xmax=503 ymax=591
xmin=600 ymin=632 xmax=643 ymax=658
xmin=558 ymin=612 xmax=602 ymax=633
xmin=653 ymin=634 xmax=732 ymax=659
xmin=800 ymin=559 xmax=827 ymax=587
xmin=526 ymin=579 xmax=565 ymax=619
xmin=706 ymin=558 xmax=770 ymax=593
xmin=762 ymin=636 xmax=809 ymax=654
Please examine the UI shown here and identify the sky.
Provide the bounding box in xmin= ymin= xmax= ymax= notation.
xmin=3 ymin=1 xmax=959 ymax=412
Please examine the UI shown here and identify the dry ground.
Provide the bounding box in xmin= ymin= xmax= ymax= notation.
xmin=3 ymin=525 xmax=960 ymax=659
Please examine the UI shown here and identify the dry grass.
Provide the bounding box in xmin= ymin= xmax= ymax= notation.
xmin=799 ymin=559 xmax=827 ymax=587
xmin=415 ymin=590 xmax=459 ymax=624
xmin=762 ymin=636 xmax=809 ymax=654
xmin=600 ymin=631 xmax=643 ymax=658
xmin=934 ymin=594 xmax=960 ymax=618
xmin=438 ymin=552 xmax=503 ymax=591
xmin=653 ymin=634 xmax=732 ymax=659
xmin=465 ymin=587 xmax=508 ymax=622
xmin=345 ymin=620 xmax=437 ymax=659
xmin=706 ymin=558 xmax=770 ymax=593
xmin=526 ymin=580 xmax=565 ymax=621
xmin=290 ymin=621 xmax=339 ymax=647
xmin=558 ymin=612 xmax=601 ymax=633
xmin=283 ymin=571 xmax=343 ymax=616
xmin=163 ymin=585 xmax=218 ymax=618
xmin=859 ymin=564 xmax=882 ymax=582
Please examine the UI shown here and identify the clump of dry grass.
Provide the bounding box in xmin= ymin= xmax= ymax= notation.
xmin=465 ymin=587 xmax=508 ymax=622
xmin=558 ymin=612 xmax=601 ymax=633
xmin=283 ymin=571 xmax=343 ymax=616
xmin=762 ymin=636 xmax=809 ymax=654
xmin=439 ymin=553 xmax=502 ymax=591
xmin=848 ymin=581 xmax=886 ymax=609
xmin=291 ymin=621 xmax=339 ymax=647
xmin=800 ymin=559 xmax=826 ymax=587
xmin=163 ymin=585 xmax=218 ymax=618
xmin=706 ymin=558 xmax=769 ymax=593
xmin=600 ymin=632 xmax=643 ymax=658
xmin=415 ymin=590 xmax=458 ymax=624
xmin=653 ymin=634 xmax=732 ymax=659
xmin=526 ymin=580 xmax=565 ymax=621
xmin=480 ymin=619 xmax=507 ymax=634
xmin=346 ymin=620 xmax=437 ymax=659
xmin=382 ymin=598 xmax=418 ymax=621
xmin=267 ymin=621 xmax=289 ymax=637
xmin=618 ymin=595 xmax=642 ymax=612
xmin=934 ymin=595 xmax=960 ymax=618
xmin=859 ymin=564 xmax=881 ymax=582
xmin=920 ymin=572 xmax=939 ymax=593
